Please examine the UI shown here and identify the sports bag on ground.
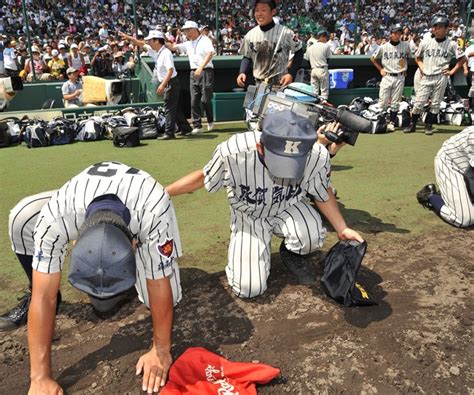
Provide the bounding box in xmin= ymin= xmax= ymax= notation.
xmin=112 ymin=126 xmax=140 ymax=147
xmin=76 ymin=117 xmax=106 ymax=141
xmin=133 ymin=113 xmax=159 ymax=139
xmin=24 ymin=122 xmax=50 ymax=148
xmin=321 ymin=240 xmax=377 ymax=307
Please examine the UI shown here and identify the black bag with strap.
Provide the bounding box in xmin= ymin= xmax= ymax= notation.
xmin=24 ymin=122 xmax=50 ymax=148
xmin=133 ymin=113 xmax=159 ymax=139
xmin=321 ymin=240 xmax=377 ymax=307
xmin=112 ymin=126 xmax=140 ymax=147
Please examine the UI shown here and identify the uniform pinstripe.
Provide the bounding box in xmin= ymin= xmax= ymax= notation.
xmin=8 ymin=162 xmax=182 ymax=307
xmin=305 ymin=42 xmax=332 ymax=99
xmin=239 ymin=24 xmax=302 ymax=83
xmin=413 ymin=37 xmax=464 ymax=114
xmin=203 ymin=131 xmax=329 ymax=298
xmin=434 ymin=127 xmax=474 ymax=227
xmin=373 ymin=41 xmax=411 ymax=112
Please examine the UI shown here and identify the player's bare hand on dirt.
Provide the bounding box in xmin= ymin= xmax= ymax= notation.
xmin=338 ymin=227 xmax=364 ymax=243
xmin=28 ymin=377 xmax=63 ymax=395
xmin=236 ymin=73 xmax=246 ymax=87
xmin=279 ymin=73 xmax=293 ymax=87
xmin=136 ymin=346 xmax=172 ymax=393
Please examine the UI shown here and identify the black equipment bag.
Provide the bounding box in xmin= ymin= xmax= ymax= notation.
xmin=24 ymin=122 xmax=50 ymax=148
xmin=133 ymin=113 xmax=158 ymax=139
xmin=112 ymin=126 xmax=140 ymax=147
xmin=321 ymin=240 xmax=377 ymax=307
xmin=47 ymin=117 xmax=76 ymax=145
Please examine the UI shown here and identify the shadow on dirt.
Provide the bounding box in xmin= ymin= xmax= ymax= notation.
xmin=56 ymin=268 xmax=254 ymax=388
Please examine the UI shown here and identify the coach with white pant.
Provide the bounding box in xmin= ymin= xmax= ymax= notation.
xmin=172 ymin=21 xmax=215 ymax=135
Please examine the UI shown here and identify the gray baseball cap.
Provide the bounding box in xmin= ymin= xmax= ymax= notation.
xmin=260 ymin=110 xmax=316 ymax=179
xmin=69 ymin=223 xmax=136 ymax=300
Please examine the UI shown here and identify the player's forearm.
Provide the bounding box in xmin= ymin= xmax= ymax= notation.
xmin=199 ymin=52 xmax=214 ymax=70
xmin=165 ymin=170 xmax=205 ymax=196
xmin=161 ymin=68 xmax=174 ymax=87
xmin=28 ymin=272 xmax=61 ymax=380
xmin=415 ymin=58 xmax=424 ymax=72
xmin=370 ymin=57 xmax=382 ymax=72
xmin=314 ymin=188 xmax=347 ymax=236
xmin=449 ymin=58 xmax=466 ymax=75
xmin=147 ymin=277 xmax=173 ymax=351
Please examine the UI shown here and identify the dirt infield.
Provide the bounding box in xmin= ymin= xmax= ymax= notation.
xmin=0 ymin=227 xmax=472 ymax=394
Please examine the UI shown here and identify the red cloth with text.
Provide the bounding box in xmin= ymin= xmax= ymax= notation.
xmin=160 ymin=347 xmax=280 ymax=395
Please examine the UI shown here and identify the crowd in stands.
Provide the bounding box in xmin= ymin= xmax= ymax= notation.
xmin=0 ymin=0 xmax=470 ymax=81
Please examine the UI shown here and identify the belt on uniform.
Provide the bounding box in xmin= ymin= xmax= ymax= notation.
xmin=424 ymin=73 xmax=443 ymax=77
xmin=386 ymin=72 xmax=405 ymax=77
xmin=190 ymin=68 xmax=213 ymax=71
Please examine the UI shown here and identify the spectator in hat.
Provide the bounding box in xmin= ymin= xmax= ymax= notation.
xmin=62 ymin=67 xmax=83 ymax=107
xmin=305 ymin=30 xmax=331 ymax=100
xmin=112 ymin=51 xmax=128 ymax=76
xmin=68 ymin=43 xmax=85 ymax=73
xmin=48 ymin=49 xmax=66 ymax=80
xmin=24 ymin=46 xmax=50 ymax=81
xmin=58 ymin=44 xmax=68 ymax=62
xmin=169 ymin=20 xmax=216 ymax=135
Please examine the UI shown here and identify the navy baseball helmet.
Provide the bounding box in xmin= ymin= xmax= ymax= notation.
xmin=69 ymin=213 xmax=136 ymax=301
xmin=260 ymin=110 xmax=316 ymax=179
xmin=432 ymin=15 xmax=449 ymax=27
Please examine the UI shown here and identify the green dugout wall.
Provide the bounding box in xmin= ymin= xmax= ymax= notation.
xmin=5 ymin=56 xmax=468 ymax=121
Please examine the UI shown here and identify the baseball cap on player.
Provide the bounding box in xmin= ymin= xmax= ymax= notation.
xmin=69 ymin=196 xmax=135 ymax=311
xmin=431 ymin=15 xmax=449 ymax=27
xmin=317 ymin=29 xmax=329 ymax=37
xmin=66 ymin=67 xmax=78 ymax=75
xmin=390 ymin=24 xmax=403 ymax=33
xmin=260 ymin=110 xmax=316 ymax=179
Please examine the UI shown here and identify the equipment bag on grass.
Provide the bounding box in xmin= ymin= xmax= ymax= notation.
xmin=24 ymin=122 xmax=50 ymax=148
xmin=133 ymin=113 xmax=159 ymax=139
xmin=112 ymin=126 xmax=140 ymax=147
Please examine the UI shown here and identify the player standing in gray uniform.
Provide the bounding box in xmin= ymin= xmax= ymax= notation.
xmin=166 ymin=111 xmax=363 ymax=299
xmin=0 ymin=162 xmax=182 ymax=393
xmin=305 ymin=29 xmax=332 ymax=100
xmin=404 ymin=15 xmax=465 ymax=135
xmin=370 ymin=24 xmax=412 ymax=131
xmin=236 ymin=0 xmax=304 ymax=88
xmin=416 ymin=127 xmax=474 ymax=228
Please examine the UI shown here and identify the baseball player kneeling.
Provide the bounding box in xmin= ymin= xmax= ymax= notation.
xmin=417 ymin=127 xmax=474 ymax=227
xmin=166 ymin=111 xmax=363 ymax=298
xmin=1 ymin=162 xmax=182 ymax=394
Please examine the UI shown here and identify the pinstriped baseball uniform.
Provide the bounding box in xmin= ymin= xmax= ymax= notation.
xmin=434 ymin=127 xmax=474 ymax=227
xmin=413 ymin=37 xmax=464 ymax=114
xmin=305 ymin=41 xmax=332 ymax=99
xmin=239 ymin=24 xmax=302 ymax=83
xmin=8 ymin=161 xmax=182 ymax=308
xmin=372 ymin=41 xmax=412 ymax=112
xmin=203 ymin=131 xmax=329 ymax=298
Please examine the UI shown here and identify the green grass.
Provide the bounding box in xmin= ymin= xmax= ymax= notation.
xmin=0 ymin=123 xmax=461 ymax=310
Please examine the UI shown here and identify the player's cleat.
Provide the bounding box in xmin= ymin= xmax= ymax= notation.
xmin=424 ymin=124 xmax=434 ymax=135
xmin=191 ymin=127 xmax=203 ymax=135
xmin=279 ymin=241 xmax=315 ymax=285
xmin=157 ymin=134 xmax=176 ymax=140
xmin=403 ymin=123 xmax=416 ymax=133
xmin=207 ymin=122 xmax=214 ymax=132
xmin=0 ymin=289 xmax=31 ymax=331
xmin=416 ymin=184 xmax=438 ymax=209
xmin=178 ymin=130 xmax=191 ymax=136
xmin=0 ymin=289 xmax=62 ymax=331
